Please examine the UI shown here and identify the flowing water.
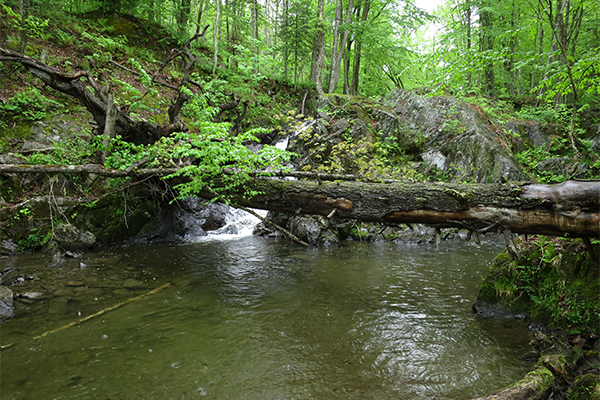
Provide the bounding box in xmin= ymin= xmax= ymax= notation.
xmin=0 ymin=233 xmax=533 ymax=399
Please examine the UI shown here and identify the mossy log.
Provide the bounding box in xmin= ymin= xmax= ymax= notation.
xmin=1 ymin=164 xmax=598 ymax=237
xmin=472 ymin=367 xmax=554 ymax=400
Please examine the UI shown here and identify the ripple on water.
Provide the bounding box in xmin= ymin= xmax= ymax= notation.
xmin=0 ymin=238 xmax=532 ymax=399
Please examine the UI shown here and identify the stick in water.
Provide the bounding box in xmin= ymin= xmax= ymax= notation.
xmin=32 ymin=282 xmax=171 ymax=340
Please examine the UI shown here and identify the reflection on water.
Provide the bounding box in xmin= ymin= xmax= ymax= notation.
xmin=0 ymin=237 xmax=533 ymax=399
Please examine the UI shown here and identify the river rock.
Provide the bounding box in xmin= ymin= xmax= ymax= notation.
xmin=122 ymin=278 xmax=147 ymax=290
xmin=0 ymin=286 xmax=14 ymax=319
xmin=288 ymin=215 xmax=339 ymax=245
xmin=0 ymin=267 xmax=20 ymax=285
xmin=53 ymin=223 xmax=96 ymax=251
xmin=0 ymin=240 xmax=18 ymax=256
xmin=47 ymin=252 xmax=66 ymax=268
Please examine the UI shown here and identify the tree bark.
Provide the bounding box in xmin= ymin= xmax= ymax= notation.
xmin=19 ymin=0 xmax=31 ymax=54
xmin=212 ymin=0 xmax=221 ymax=74
xmin=328 ymin=0 xmax=353 ymax=93
xmin=310 ymin=0 xmax=326 ymax=94
xmin=350 ymin=0 xmax=370 ymax=95
xmin=1 ymin=164 xmax=598 ymax=238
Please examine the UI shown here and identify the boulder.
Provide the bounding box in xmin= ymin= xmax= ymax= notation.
xmin=288 ymin=215 xmax=339 ymax=246
xmin=386 ymin=90 xmax=528 ymax=183
xmin=536 ymin=157 xmax=568 ymax=178
xmin=0 ymin=268 xmax=20 ymax=285
xmin=138 ymin=197 xmax=239 ymax=241
xmin=0 ymin=240 xmax=18 ymax=256
xmin=505 ymin=121 xmax=551 ymax=151
xmin=0 ymin=286 xmax=14 ymax=320
xmin=53 ymin=223 xmax=96 ymax=251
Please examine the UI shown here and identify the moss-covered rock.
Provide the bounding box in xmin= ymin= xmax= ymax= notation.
xmin=474 ymin=236 xmax=600 ymax=335
xmin=567 ymin=374 xmax=600 ymax=400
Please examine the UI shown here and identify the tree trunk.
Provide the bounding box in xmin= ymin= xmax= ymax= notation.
xmin=177 ymin=0 xmax=192 ymax=39
xmin=342 ymin=36 xmax=351 ymax=94
xmin=2 ymin=164 xmax=598 ymax=238
xmin=212 ymin=0 xmax=221 ymax=74
xmin=310 ymin=0 xmax=325 ymax=94
xmin=251 ymin=0 xmax=259 ymax=74
xmin=195 ymin=0 xmax=205 ymax=35
xmin=19 ymin=0 xmax=31 ymax=54
xmin=328 ymin=0 xmax=342 ymax=92
xmin=350 ymin=0 xmax=370 ymax=95
xmin=328 ymin=0 xmax=353 ymax=93
xmin=479 ymin=5 xmax=495 ymax=95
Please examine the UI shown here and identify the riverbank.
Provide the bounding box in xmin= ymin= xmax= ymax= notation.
xmin=473 ymin=236 xmax=600 ymax=399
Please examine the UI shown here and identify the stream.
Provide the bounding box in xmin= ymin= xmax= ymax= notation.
xmin=0 ymin=230 xmax=533 ymax=399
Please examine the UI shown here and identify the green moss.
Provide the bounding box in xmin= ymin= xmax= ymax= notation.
xmin=523 ymin=367 xmax=554 ymax=387
xmin=566 ymin=374 xmax=600 ymax=400
xmin=475 ymin=237 xmax=600 ymax=334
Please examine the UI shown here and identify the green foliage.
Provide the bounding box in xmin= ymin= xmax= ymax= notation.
xmin=0 ymin=87 xmax=61 ymax=125
xmin=18 ymin=228 xmax=52 ymax=251
xmin=1 ymin=4 xmax=49 ymax=40
xmin=487 ymin=237 xmax=600 ymax=334
xmin=81 ymin=31 xmax=128 ymax=53
xmin=515 ymin=146 xmax=564 ymax=183
xmin=100 ymin=91 xmax=293 ymax=203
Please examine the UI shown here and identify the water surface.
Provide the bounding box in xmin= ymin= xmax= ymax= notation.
xmin=1 ymin=237 xmax=532 ymax=399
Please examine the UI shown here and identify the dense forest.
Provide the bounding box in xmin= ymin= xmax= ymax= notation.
xmin=1 ymin=1 xmax=599 ymax=398
xmin=4 ymin=0 xmax=600 ymax=99
xmin=2 ymin=0 xmax=599 ymax=190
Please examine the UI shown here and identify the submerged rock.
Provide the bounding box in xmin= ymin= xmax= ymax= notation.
xmin=0 ymin=286 xmax=14 ymax=319
xmin=122 ymin=278 xmax=147 ymax=290
xmin=0 ymin=268 xmax=20 ymax=286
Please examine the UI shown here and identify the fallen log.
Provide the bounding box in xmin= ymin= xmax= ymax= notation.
xmin=220 ymin=178 xmax=599 ymax=238
xmin=471 ymin=367 xmax=553 ymax=400
xmin=1 ymin=164 xmax=598 ymax=237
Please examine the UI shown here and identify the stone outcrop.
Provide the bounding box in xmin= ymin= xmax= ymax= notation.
xmin=385 ymin=90 xmax=527 ymax=183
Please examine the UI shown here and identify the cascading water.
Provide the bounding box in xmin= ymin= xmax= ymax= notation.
xmin=202 ymin=207 xmax=267 ymax=239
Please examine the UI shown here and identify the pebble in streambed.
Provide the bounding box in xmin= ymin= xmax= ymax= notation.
xmin=4 ymin=252 xmax=153 ymax=319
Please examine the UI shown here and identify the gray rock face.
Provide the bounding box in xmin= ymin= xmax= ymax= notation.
xmin=0 ymin=286 xmax=14 ymax=320
xmin=386 ymin=90 xmax=528 ymax=183
xmin=53 ymin=223 xmax=97 ymax=251
xmin=0 ymin=240 xmax=18 ymax=256
xmin=505 ymin=121 xmax=551 ymax=151
xmin=139 ymin=197 xmax=236 ymax=241
xmin=536 ymin=157 xmax=568 ymax=178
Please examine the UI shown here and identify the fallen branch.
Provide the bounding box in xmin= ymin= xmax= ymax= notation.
xmin=32 ymin=282 xmax=171 ymax=340
xmin=238 ymin=206 xmax=309 ymax=246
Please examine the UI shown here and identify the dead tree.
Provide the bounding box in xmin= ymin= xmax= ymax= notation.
xmin=0 ymin=27 xmax=211 ymax=145
xmin=1 ymin=164 xmax=598 ymax=238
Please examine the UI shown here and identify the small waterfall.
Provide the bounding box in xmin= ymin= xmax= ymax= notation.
xmin=185 ymin=206 xmax=268 ymax=242
xmin=272 ymin=119 xmax=316 ymax=151
xmin=208 ymin=208 xmax=267 ymax=237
